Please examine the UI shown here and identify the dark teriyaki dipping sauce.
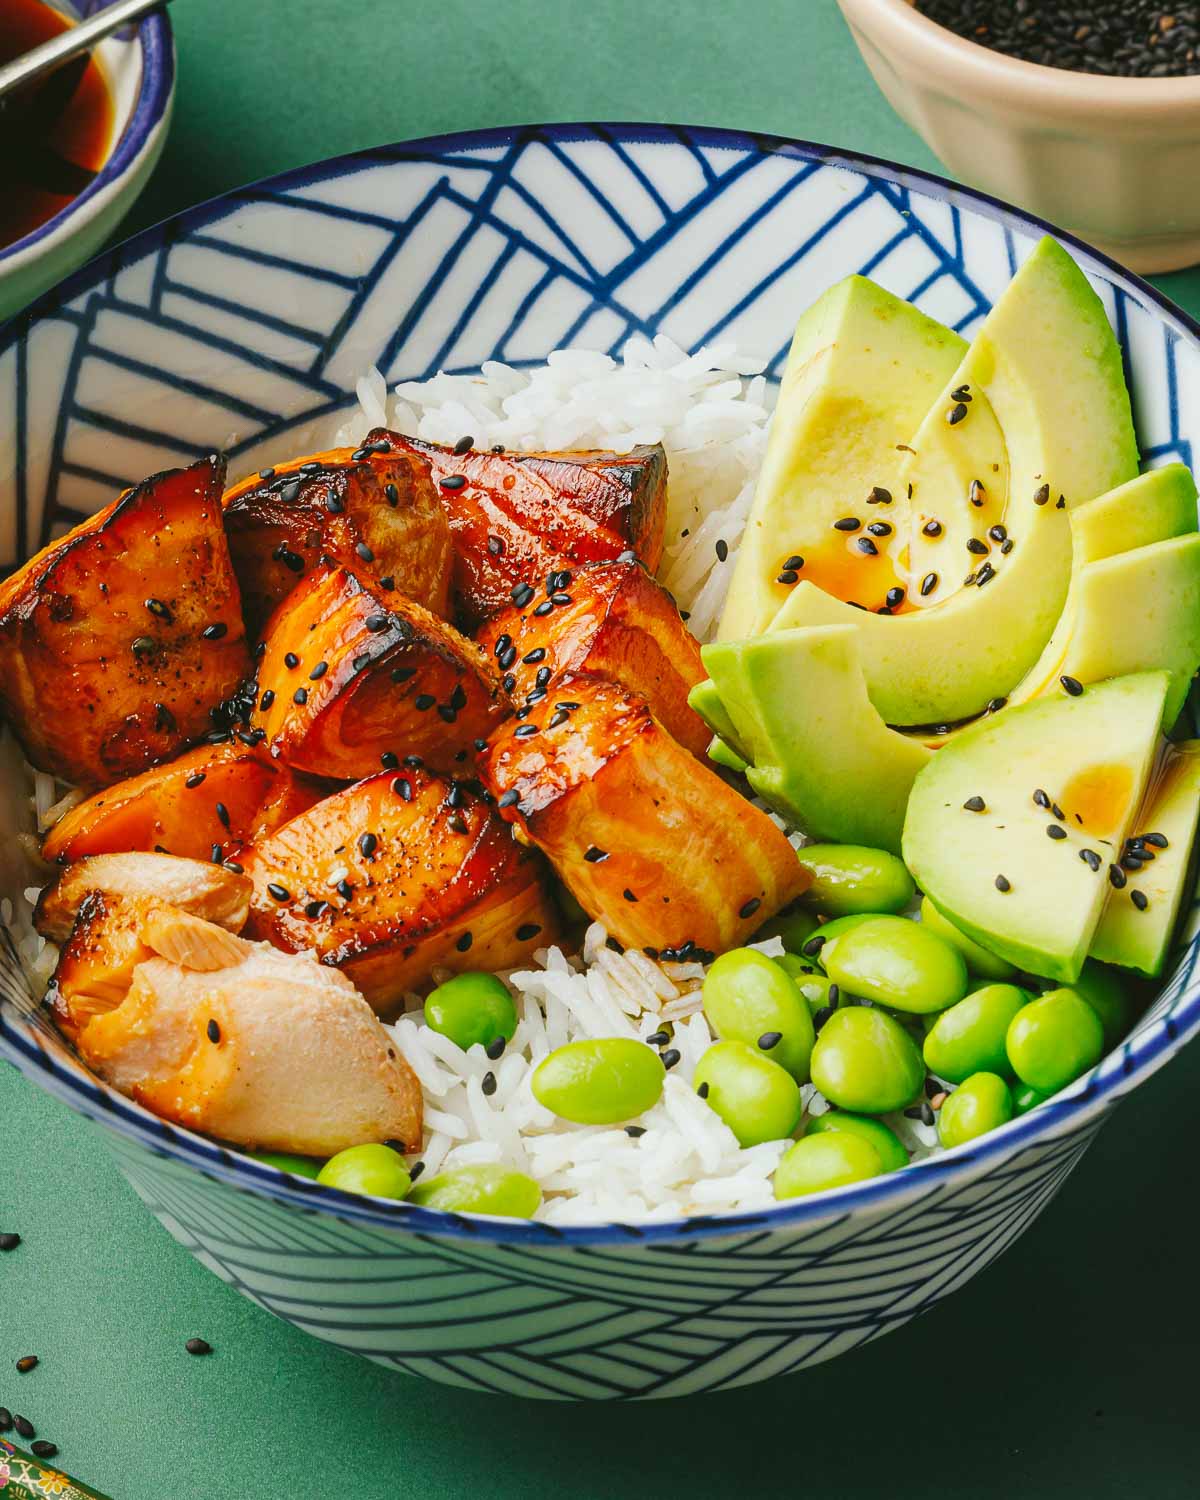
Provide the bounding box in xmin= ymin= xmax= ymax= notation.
xmin=0 ymin=0 xmax=113 ymax=252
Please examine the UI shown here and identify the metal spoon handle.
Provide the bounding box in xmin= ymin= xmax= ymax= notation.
xmin=0 ymin=0 xmax=171 ymax=103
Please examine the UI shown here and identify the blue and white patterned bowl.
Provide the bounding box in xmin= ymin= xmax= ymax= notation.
xmin=2 ymin=125 xmax=1199 ymax=1401
xmin=0 ymin=0 xmax=175 ymax=324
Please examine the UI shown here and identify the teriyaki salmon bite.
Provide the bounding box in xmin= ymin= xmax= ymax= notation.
xmin=8 ymin=233 xmax=1200 ymax=1222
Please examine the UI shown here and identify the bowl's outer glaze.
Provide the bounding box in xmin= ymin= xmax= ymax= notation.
xmin=2 ymin=124 xmax=1199 ymax=1399
xmin=0 ymin=4 xmax=176 ymax=323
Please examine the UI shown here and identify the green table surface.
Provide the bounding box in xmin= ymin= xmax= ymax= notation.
xmin=6 ymin=2 xmax=1200 ymax=1495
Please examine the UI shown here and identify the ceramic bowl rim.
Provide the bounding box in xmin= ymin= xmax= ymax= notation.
xmin=1 ymin=120 xmax=1197 ymax=1247
xmin=845 ymin=0 xmax=1200 ymax=106
xmin=0 ymin=5 xmax=175 ymax=271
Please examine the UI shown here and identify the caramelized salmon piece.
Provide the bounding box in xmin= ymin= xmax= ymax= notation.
xmin=371 ymin=431 xmax=667 ymax=624
xmin=0 ymin=457 xmax=250 ymax=788
xmin=222 ymin=444 xmax=452 ymax=634
xmin=476 ymin=560 xmax=709 ymax=756
xmin=254 ymin=563 xmax=507 ymax=778
xmin=53 ymin=898 xmax=422 ymax=1155
xmin=479 ymin=674 xmax=807 ymax=959
xmin=35 ymin=852 xmax=252 ymax=944
xmin=239 ymin=767 xmax=559 ymax=1013
xmin=41 ymin=742 xmax=325 ymax=864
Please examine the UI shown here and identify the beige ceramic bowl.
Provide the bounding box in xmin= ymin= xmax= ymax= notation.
xmin=838 ymin=0 xmax=1200 ymax=273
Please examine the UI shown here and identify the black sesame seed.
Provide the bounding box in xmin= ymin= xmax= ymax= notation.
xmin=513 ymin=723 xmax=538 ymax=738
xmin=950 ymin=385 xmax=971 ymax=402
xmin=284 ymin=652 xmax=300 ymax=670
xmin=206 ymin=1018 xmax=221 ymax=1044
xmin=661 ymin=1048 xmax=681 ymax=1070
xmin=498 ymin=789 xmax=519 ymax=809
xmin=920 ymin=572 xmax=939 ymax=597
xmin=512 ymin=583 xmax=535 ymax=608
xmin=214 ymin=802 xmax=230 ymax=829
xmin=867 ymin=486 xmax=892 ymax=506
xmin=481 ymin=1071 xmax=497 ymax=1096
xmin=336 ymin=879 xmax=354 ymax=900
xmin=1001 ymin=538 xmax=1015 ymax=555
xmin=499 ymin=645 xmax=517 ymax=670
xmin=1144 ymin=832 xmax=1170 ymax=848
xmin=995 ymin=874 xmax=1012 ymax=892
xmin=392 ymin=777 xmax=413 ymax=802
xmin=304 ymin=900 xmax=328 ymax=918
xmin=966 ymin=537 xmax=989 ymax=556
xmin=969 ymin=479 xmax=986 ymax=507
xmin=776 ymin=570 xmax=799 ymax=585
xmin=833 ymin=516 xmax=861 ymax=532
xmin=976 ymin=562 xmax=996 ymax=586
xmin=783 ymin=554 xmax=804 ymax=571
xmin=185 ymin=1338 xmax=213 ymax=1356
xmin=583 ymin=846 xmax=609 ymax=863
xmin=1034 ymin=484 xmax=1050 ymax=506
xmin=326 ymin=493 xmax=344 ymax=515
xmin=355 ymin=542 xmax=375 ymax=563
xmin=267 ymin=883 xmax=291 ymax=903
xmin=259 ymin=467 xmax=276 ymax=480
xmin=453 ymin=435 xmax=474 ymax=455
xmin=856 ymin=536 xmax=879 ymax=555
xmin=1047 ymin=825 xmax=1068 ymax=840
xmin=516 ymin=924 xmax=542 ymax=942
xmin=522 ymin=647 xmax=547 ymax=665
xmin=1033 ymin=788 xmax=1050 ymax=809
xmin=1060 ymin=675 xmax=1084 ymax=697
xmin=1132 ymin=889 xmax=1150 ymax=911
xmin=738 ymin=896 xmax=762 ymax=919
xmin=813 ymin=1005 xmax=834 ymax=1030
xmin=963 ymin=796 xmax=987 ymax=812
xmin=439 ymin=474 xmax=467 ymax=491
xmin=293 ymin=687 xmax=308 ymax=706
xmin=714 ymin=538 xmax=729 ymax=563
xmin=1080 ymin=849 xmax=1102 ymax=871
xmin=351 ymin=447 xmax=369 ymax=462
xmin=801 ymin=934 xmax=825 ymax=957
xmin=867 ymin=521 xmax=893 ymax=538
xmin=533 ymin=600 xmax=555 ymax=617
xmin=922 ymin=520 xmax=943 ymax=538
xmin=280 ymin=481 xmax=303 ymax=505
xmin=414 ymin=694 xmax=436 ymax=712
xmin=948 ymin=402 xmax=968 ymax=425
xmin=884 ymin=586 xmax=906 ymax=609
xmin=358 ymin=832 xmax=377 ymax=859
xmin=988 ymin=524 xmax=1008 ymax=543
xmin=625 ymin=1125 xmax=646 ymax=1138
xmin=757 ymin=1031 xmax=783 ymax=1051
xmin=1109 ymin=864 xmax=1128 ymax=889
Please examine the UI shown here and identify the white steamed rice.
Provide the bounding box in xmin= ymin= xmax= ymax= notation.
xmin=10 ymin=335 xmax=944 ymax=1223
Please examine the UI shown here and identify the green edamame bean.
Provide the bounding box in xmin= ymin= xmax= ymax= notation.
xmin=1070 ymin=961 xmax=1131 ymax=1051
xmin=316 ymin=1143 xmax=412 ymax=1200
xmin=923 ymin=983 xmax=1029 ymax=1083
xmin=532 ymin=1037 xmax=664 ymax=1124
xmin=702 ymin=949 xmax=815 ymax=1080
xmin=1012 ymin=1081 xmax=1051 ymax=1116
xmin=1005 ymin=988 xmax=1104 ymax=1095
xmin=424 ymin=972 xmax=518 ymax=1052
xmin=821 ymin=915 xmax=968 ymax=1015
xmin=409 ymin=1164 xmax=542 ymax=1218
xmin=793 ymin=971 xmax=837 ymax=1019
xmin=694 ymin=1040 xmax=803 ymax=1147
xmin=774 ymin=1131 xmax=884 ymax=1199
xmin=797 ymin=844 xmax=916 ymax=917
xmin=775 ymin=951 xmax=818 ymax=981
xmin=805 ymin=1111 xmax=907 ymax=1172
xmin=249 ymin=1150 xmax=322 ymax=1179
xmin=754 ymin=904 xmax=820 ymax=953
xmin=807 ymin=913 xmax=877 ymax=962
xmin=937 ymin=1072 xmax=1014 ymax=1149
xmin=809 ymin=1006 xmax=925 ymax=1114
xmin=919 ymin=897 xmax=1017 ymax=981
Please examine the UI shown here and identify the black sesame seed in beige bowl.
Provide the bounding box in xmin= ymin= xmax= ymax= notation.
xmin=838 ymin=0 xmax=1200 ymax=273
xmin=2 ymin=124 xmax=1200 ymax=1402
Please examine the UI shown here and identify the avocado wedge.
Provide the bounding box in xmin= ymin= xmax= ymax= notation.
xmin=770 ymin=239 xmax=1138 ymax=727
xmin=903 ymin=672 xmax=1170 ymax=982
xmin=718 ymin=276 xmax=965 ymax=641
xmin=1090 ymin=741 xmax=1200 ymax=978
xmin=701 ymin=625 xmax=931 ymax=855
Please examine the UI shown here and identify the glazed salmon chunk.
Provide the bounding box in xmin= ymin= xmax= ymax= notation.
xmin=372 ymin=431 xmax=667 ymax=624
xmin=254 ymin=562 xmax=507 ymax=778
xmin=0 ymin=457 xmax=250 ymax=788
xmin=479 ymin=673 xmax=808 ymax=959
xmin=221 ymin=442 xmax=453 ymax=634
xmin=239 ymin=767 xmax=560 ymax=1013
xmin=49 ymin=895 xmax=422 ymax=1156
xmin=41 ymin=742 xmax=326 ymax=864
xmin=476 ymin=559 xmax=710 ymax=755
xmin=35 ymin=851 xmax=252 ymax=945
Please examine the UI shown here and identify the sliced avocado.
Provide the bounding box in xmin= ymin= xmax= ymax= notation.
xmin=1048 ymin=534 xmax=1200 ymax=730
xmin=902 ymin=672 xmax=1169 ymax=983
xmin=920 ymin=896 xmax=1017 ymax=981
xmin=718 ymin=276 xmax=965 ymax=641
xmin=1091 ymin=741 xmax=1200 ymax=978
xmin=919 ymin=465 xmax=1199 ymax=744
xmin=706 ymin=734 xmax=749 ymax=775
xmin=688 ymin=678 xmax=752 ymax=772
xmin=702 ymin=625 xmax=931 ymax=855
xmin=772 ymin=238 xmax=1139 ymax=727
